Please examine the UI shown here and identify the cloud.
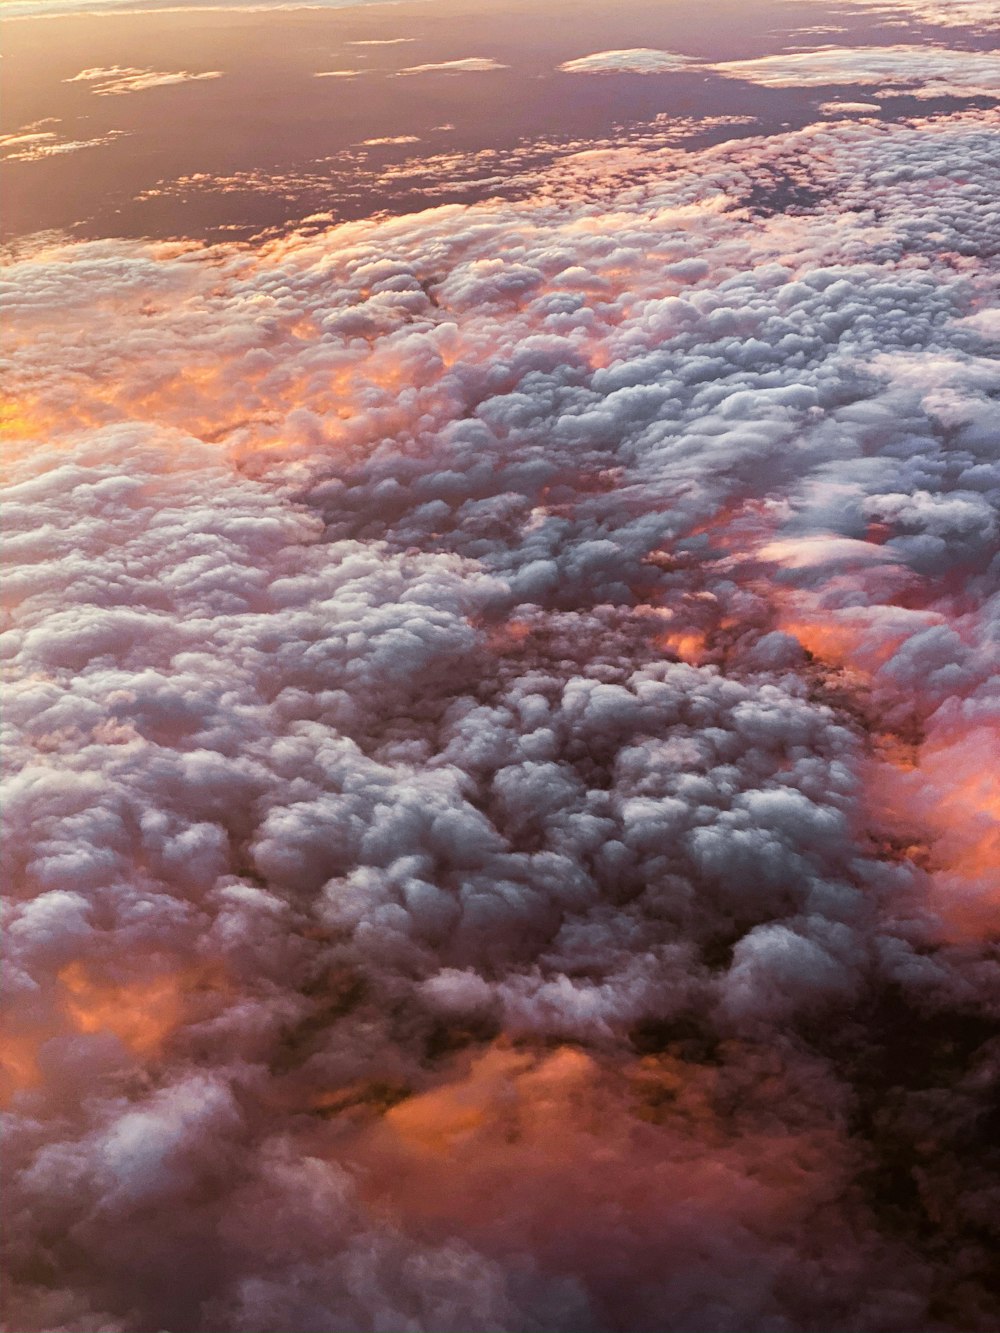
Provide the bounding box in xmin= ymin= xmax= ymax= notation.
xmin=3 ymin=101 xmax=1000 ymax=1333
xmin=313 ymin=69 xmax=366 ymax=79
xmin=712 ymin=45 xmax=1000 ymax=95
xmin=817 ymin=100 xmax=882 ymax=113
xmin=65 ymin=65 xmax=223 ymax=95
xmin=558 ymin=47 xmax=700 ymax=75
xmin=0 ymin=120 xmax=130 ymax=162
xmin=823 ymin=0 xmax=1000 ymax=31
xmin=0 ymin=119 xmax=60 ymax=150
xmin=396 ymin=57 xmax=509 ymax=75
xmin=361 ymin=135 xmax=422 ymax=146
xmin=130 ymin=113 xmax=759 ymax=222
xmin=557 ymin=44 xmax=1000 ymax=98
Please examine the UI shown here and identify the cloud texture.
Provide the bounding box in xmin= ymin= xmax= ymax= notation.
xmin=2 ymin=105 xmax=1000 ymax=1333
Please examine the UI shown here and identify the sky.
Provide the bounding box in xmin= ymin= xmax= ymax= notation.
xmin=2 ymin=2 xmax=1000 ymax=1332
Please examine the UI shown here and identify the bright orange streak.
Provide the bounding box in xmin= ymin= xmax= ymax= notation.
xmin=338 ymin=1038 xmax=847 ymax=1267
xmin=881 ymin=730 xmax=1000 ymax=940
xmin=768 ymin=580 xmax=996 ymax=940
xmin=58 ymin=962 xmax=185 ymax=1056
xmin=778 ymin=616 xmax=910 ymax=673
xmin=0 ymin=397 xmax=50 ymax=472
xmin=0 ymin=1033 xmax=43 ymax=1107
xmin=0 ymin=397 xmax=38 ymax=440
xmin=656 ymin=628 xmax=710 ymax=664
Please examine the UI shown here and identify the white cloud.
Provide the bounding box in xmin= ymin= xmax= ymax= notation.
xmin=558 ymin=48 xmax=700 ymax=75
xmin=360 ymin=135 xmax=422 ymax=146
xmin=817 ymin=99 xmax=882 ymax=113
xmin=821 ymin=0 xmax=1000 ymax=31
xmin=65 ymin=65 xmax=223 ymax=95
xmin=557 ymin=44 xmax=1000 ymax=98
xmin=395 ymin=56 xmax=508 ymax=75
xmin=712 ymin=45 xmax=1000 ymax=95
xmin=0 ymin=118 xmax=129 ymax=161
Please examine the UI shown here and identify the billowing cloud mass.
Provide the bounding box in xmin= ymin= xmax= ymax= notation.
xmin=65 ymin=66 xmax=224 ymax=95
xmin=558 ymin=48 xmax=699 ymax=75
xmin=2 ymin=101 xmax=1000 ymax=1333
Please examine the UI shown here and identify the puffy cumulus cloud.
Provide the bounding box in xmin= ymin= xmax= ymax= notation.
xmin=712 ymin=45 xmax=1000 ymax=95
xmin=557 ymin=48 xmax=699 ymax=75
xmin=395 ymin=57 xmax=509 ymax=76
xmin=65 ymin=65 xmax=224 ymax=96
xmin=3 ymin=106 xmax=1000 ymax=1333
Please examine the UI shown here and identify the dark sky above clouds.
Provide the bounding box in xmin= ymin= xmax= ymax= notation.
xmin=2 ymin=3 xmax=1000 ymax=1332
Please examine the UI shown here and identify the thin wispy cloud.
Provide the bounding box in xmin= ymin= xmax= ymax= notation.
xmin=558 ymin=48 xmax=700 ymax=75
xmin=396 ymin=57 xmax=509 ymax=75
xmin=360 ymin=135 xmax=422 ymax=145
xmin=0 ymin=118 xmax=129 ymax=160
xmin=66 ymin=65 xmax=223 ymax=95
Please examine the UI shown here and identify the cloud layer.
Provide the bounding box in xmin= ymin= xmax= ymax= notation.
xmin=3 ymin=104 xmax=1000 ymax=1333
